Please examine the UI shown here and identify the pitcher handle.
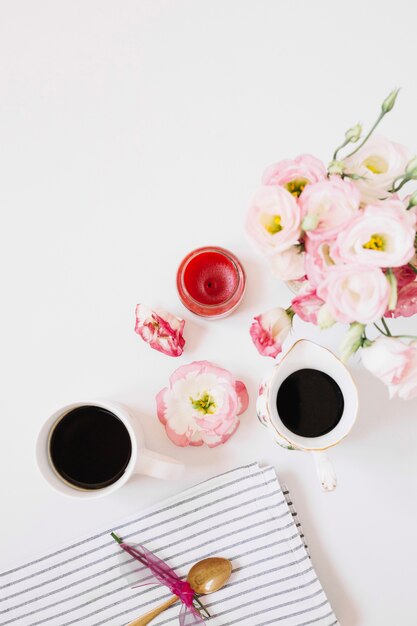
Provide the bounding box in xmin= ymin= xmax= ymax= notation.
xmin=135 ymin=448 xmax=184 ymax=480
xmin=312 ymin=451 xmax=337 ymax=491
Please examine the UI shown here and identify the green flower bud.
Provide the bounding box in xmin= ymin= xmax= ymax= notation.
xmin=317 ymin=304 xmax=335 ymax=330
xmin=345 ymin=173 xmax=364 ymax=180
xmin=328 ymin=160 xmax=345 ymax=175
xmin=386 ymin=269 xmax=397 ymax=311
xmin=381 ymin=88 xmax=400 ymax=114
xmin=407 ymin=190 xmax=417 ymax=208
xmin=340 ymin=323 xmax=365 ymax=363
xmin=301 ymin=214 xmax=319 ymax=231
xmin=405 ymin=156 xmax=417 ymax=180
xmin=345 ymin=123 xmax=362 ymax=143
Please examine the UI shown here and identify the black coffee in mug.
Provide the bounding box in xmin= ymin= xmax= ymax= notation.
xmin=276 ymin=368 xmax=344 ymax=438
xmin=49 ymin=406 xmax=132 ymax=490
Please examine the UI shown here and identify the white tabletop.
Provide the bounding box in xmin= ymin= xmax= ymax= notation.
xmin=1 ymin=2 xmax=417 ymax=624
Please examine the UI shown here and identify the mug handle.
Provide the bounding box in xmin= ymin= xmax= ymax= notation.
xmin=312 ymin=451 xmax=337 ymax=491
xmin=135 ymin=448 xmax=184 ymax=481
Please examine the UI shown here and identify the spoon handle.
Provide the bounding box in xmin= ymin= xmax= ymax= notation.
xmin=126 ymin=595 xmax=179 ymax=626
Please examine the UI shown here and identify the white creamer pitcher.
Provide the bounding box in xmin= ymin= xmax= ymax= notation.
xmin=256 ymin=340 xmax=358 ymax=491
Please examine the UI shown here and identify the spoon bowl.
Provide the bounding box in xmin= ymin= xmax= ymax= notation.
xmin=127 ymin=556 xmax=232 ymax=626
xmin=188 ymin=557 xmax=232 ymax=594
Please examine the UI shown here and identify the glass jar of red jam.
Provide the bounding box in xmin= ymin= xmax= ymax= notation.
xmin=176 ymin=246 xmax=246 ymax=319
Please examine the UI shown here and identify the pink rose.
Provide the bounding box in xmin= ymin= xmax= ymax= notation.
xmin=361 ymin=337 xmax=417 ymax=400
xmin=291 ymin=286 xmax=324 ymax=325
xmin=385 ymin=280 xmax=417 ymax=318
xmin=304 ymin=235 xmax=337 ymax=288
xmin=317 ymin=265 xmax=390 ymax=324
xmin=262 ymin=154 xmax=327 ymax=197
xmin=156 ymin=361 xmax=249 ymax=447
xmin=269 ymin=246 xmax=305 ymax=281
xmin=343 ymin=135 xmax=411 ymax=203
xmin=246 ymin=186 xmax=301 ymax=256
xmin=299 ymin=176 xmax=361 ymax=241
xmin=134 ymin=304 xmax=185 ymax=357
xmin=249 ymin=307 xmax=292 ymax=358
xmin=333 ymin=201 xmax=416 ymax=268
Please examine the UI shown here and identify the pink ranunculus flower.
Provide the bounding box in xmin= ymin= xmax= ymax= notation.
xmin=332 ymin=201 xmax=416 ymax=268
xmin=246 ymin=186 xmax=301 ymax=256
xmin=262 ymin=154 xmax=327 ymax=197
xmin=156 ymin=361 xmax=248 ymax=447
xmin=385 ymin=280 xmax=417 ymax=318
xmin=299 ymin=176 xmax=361 ymax=241
xmin=269 ymin=246 xmax=305 ymax=281
xmin=317 ymin=265 xmax=390 ymax=324
xmin=134 ymin=304 xmax=185 ymax=357
xmin=291 ymin=285 xmax=325 ymax=325
xmin=343 ymin=134 xmax=411 ymax=203
xmin=361 ymin=336 xmax=417 ymax=400
xmin=249 ymin=307 xmax=292 ymax=358
xmin=304 ymin=235 xmax=338 ymax=288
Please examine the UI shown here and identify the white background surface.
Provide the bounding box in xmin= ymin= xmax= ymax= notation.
xmin=1 ymin=1 xmax=417 ymax=624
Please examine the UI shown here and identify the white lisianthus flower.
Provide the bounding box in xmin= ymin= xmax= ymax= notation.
xmin=249 ymin=307 xmax=293 ymax=358
xmin=361 ymin=337 xmax=417 ymax=400
xmin=156 ymin=361 xmax=249 ymax=447
xmin=332 ymin=200 xmax=416 ymax=268
xmin=246 ymin=186 xmax=301 ymax=256
xmin=269 ymin=246 xmax=305 ymax=281
xmin=317 ymin=265 xmax=390 ymax=324
xmin=343 ymin=135 xmax=411 ymax=203
xmin=299 ymin=176 xmax=361 ymax=241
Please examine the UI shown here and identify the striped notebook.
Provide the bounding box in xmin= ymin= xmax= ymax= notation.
xmin=0 ymin=463 xmax=338 ymax=626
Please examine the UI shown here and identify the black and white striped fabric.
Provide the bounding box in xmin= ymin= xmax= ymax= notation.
xmin=0 ymin=463 xmax=338 ymax=626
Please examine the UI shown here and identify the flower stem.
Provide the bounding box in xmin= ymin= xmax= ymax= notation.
xmin=392 ymin=334 xmax=417 ymax=340
xmin=333 ymin=139 xmax=350 ymax=161
xmin=408 ymin=262 xmax=417 ymax=274
xmin=373 ymin=322 xmax=386 ymax=335
xmin=391 ymin=176 xmax=411 ymax=193
xmin=110 ymin=532 xmax=122 ymax=544
xmin=381 ymin=318 xmax=392 ymax=336
xmin=343 ymin=112 xmax=384 ymax=160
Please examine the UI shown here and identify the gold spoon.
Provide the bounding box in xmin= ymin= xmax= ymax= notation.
xmin=127 ymin=557 xmax=232 ymax=626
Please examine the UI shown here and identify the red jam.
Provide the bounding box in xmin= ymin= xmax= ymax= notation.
xmin=176 ymin=247 xmax=246 ymax=318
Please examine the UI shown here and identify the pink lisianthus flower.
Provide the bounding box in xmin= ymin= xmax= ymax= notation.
xmin=299 ymin=176 xmax=361 ymax=241
xmin=304 ymin=235 xmax=338 ymax=288
xmin=392 ymin=264 xmax=417 ymax=289
xmin=249 ymin=307 xmax=293 ymax=358
xmin=385 ymin=280 xmax=417 ymax=318
xmin=317 ymin=265 xmax=390 ymax=324
xmin=246 ymin=186 xmax=301 ymax=256
xmin=156 ymin=361 xmax=248 ymax=447
xmin=291 ymin=285 xmax=325 ymax=325
xmin=361 ymin=336 xmax=417 ymax=400
xmin=262 ymin=154 xmax=327 ymax=197
xmin=332 ymin=201 xmax=416 ymax=268
xmin=135 ymin=304 xmax=185 ymax=357
xmin=269 ymin=246 xmax=305 ymax=281
xmin=343 ymin=135 xmax=411 ymax=203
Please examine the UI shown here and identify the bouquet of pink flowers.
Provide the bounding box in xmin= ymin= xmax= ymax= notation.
xmin=247 ymin=89 xmax=417 ymax=400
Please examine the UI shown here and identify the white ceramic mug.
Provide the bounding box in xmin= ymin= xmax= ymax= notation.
xmin=257 ymin=340 xmax=358 ymax=491
xmin=36 ymin=400 xmax=185 ymax=498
